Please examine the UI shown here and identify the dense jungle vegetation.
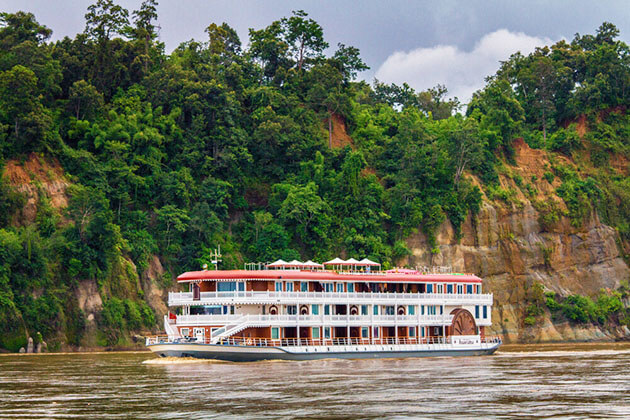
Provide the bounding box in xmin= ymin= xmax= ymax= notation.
xmin=0 ymin=1 xmax=628 ymax=349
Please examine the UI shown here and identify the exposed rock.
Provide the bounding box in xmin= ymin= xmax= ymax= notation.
xmin=26 ymin=337 xmax=33 ymax=353
xmin=141 ymin=255 xmax=169 ymax=320
xmin=404 ymin=140 xmax=630 ymax=343
xmin=76 ymin=279 xmax=103 ymax=318
xmin=3 ymin=153 xmax=70 ymax=225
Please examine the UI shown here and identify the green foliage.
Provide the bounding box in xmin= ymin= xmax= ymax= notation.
xmin=1 ymin=7 xmax=630 ymax=350
xmin=545 ymin=289 xmax=625 ymax=325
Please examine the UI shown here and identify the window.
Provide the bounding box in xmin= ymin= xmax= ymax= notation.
xmin=373 ymin=327 xmax=379 ymax=337
xmin=218 ymin=282 xmax=236 ymax=292
xmin=361 ymin=327 xmax=369 ymax=338
xmin=457 ymin=284 xmax=463 ymax=294
xmin=426 ymin=284 xmax=433 ymax=293
xmin=440 ymin=306 xmax=443 ymax=315
xmin=275 ymin=281 xmax=283 ymax=292
xmin=287 ymin=305 xmax=297 ymax=315
xmin=361 ymin=305 xmax=368 ymax=315
xmin=286 ymin=282 xmax=294 ymax=292
xmin=467 ymin=284 xmax=473 ymax=294
xmin=312 ymin=305 xmax=319 ymax=315
xmin=324 ymin=327 xmax=331 ymax=339
xmin=336 ymin=283 xmax=344 ymax=293
xmin=271 ymin=327 xmax=279 ymax=339
xmin=475 ymin=305 xmax=480 ymax=318
xmin=437 ymin=284 xmax=443 ymax=293
xmin=409 ymin=327 xmax=416 ymax=337
xmin=421 ymin=305 xmax=425 ymax=315
xmin=347 ymin=283 xmax=354 ymax=293
xmin=408 ymin=305 xmax=415 ymax=315
xmin=447 ymin=284 xmax=453 ymax=294
xmin=180 ymin=328 xmax=190 ymax=337
xmin=222 ymin=305 xmax=228 ymax=315
xmin=421 ymin=327 xmax=425 ymax=337
xmin=324 ymin=305 xmax=330 ymax=315
xmin=238 ymin=282 xmax=245 ymax=291
xmin=483 ymin=306 xmax=488 ymax=319
xmin=325 ymin=283 xmax=333 ymax=292
xmin=312 ymin=327 xmax=320 ymax=339
xmin=230 ymin=305 xmax=235 ymax=315
xmin=373 ymin=305 xmax=379 ymax=315
xmin=301 ymin=282 xmax=308 ymax=292
xmin=385 ymin=305 xmax=395 ymax=315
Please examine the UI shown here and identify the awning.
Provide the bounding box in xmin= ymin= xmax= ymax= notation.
xmin=359 ymin=258 xmax=381 ymax=266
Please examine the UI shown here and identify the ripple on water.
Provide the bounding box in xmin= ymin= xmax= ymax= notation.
xmin=0 ymin=344 xmax=629 ymax=419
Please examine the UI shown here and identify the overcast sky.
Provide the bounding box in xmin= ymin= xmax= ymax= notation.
xmin=4 ymin=1 xmax=630 ymax=102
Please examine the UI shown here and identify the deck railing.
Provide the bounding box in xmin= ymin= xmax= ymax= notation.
xmin=146 ymin=335 xmax=502 ymax=347
xmin=168 ymin=290 xmax=494 ymax=306
xmin=171 ymin=313 xmax=457 ymax=327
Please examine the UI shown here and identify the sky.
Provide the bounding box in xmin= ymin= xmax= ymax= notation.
xmin=4 ymin=0 xmax=630 ymax=103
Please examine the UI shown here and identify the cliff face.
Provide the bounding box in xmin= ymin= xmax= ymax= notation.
xmin=403 ymin=139 xmax=630 ymax=343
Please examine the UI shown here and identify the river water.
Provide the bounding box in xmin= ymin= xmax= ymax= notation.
xmin=1 ymin=343 xmax=629 ymax=419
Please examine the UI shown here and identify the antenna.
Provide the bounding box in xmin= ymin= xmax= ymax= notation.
xmin=210 ymin=245 xmax=222 ymax=270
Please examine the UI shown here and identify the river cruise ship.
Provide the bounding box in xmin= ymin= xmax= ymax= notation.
xmin=146 ymin=258 xmax=501 ymax=361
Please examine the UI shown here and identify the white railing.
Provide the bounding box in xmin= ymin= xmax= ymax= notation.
xmin=169 ymin=290 xmax=493 ymax=306
xmin=172 ymin=313 xmax=455 ymax=327
xmin=146 ymin=335 xmax=503 ymax=348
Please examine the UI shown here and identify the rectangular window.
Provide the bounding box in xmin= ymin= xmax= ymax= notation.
xmin=271 ymin=327 xmax=279 ymax=339
xmin=457 ymin=284 xmax=463 ymax=294
xmin=421 ymin=327 xmax=425 ymax=337
xmin=180 ymin=328 xmax=190 ymax=337
xmin=426 ymin=284 xmax=433 ymax=293
xmin=324 ymin=304 xmax=330 ymax=315
xmin=324 ymin=327 xmax=331 ymax=339
xmin=385 ymin=305 xmax=395 ymax=315
xmin=325 ymin=283 xmax=333 ymax=292
xmin=408 ymin=305 xmax=415 ymax=315
xmin=311 ymin=305 xmax=319 ymax=315
xmin=447 ymin=284 xmax=453 ymax=294
xmin=483 ymin=306 xmax=488 ymax=319
xmin=347 ymin=283 xmax=354 ymax=293
xmin=301 ymin=282 xmax=308 ymax=292
xmin=230 ymin=305 xmax=235 ymax=315
xmin=440 ymin=306 xmax=443 ymax=315
xmin=287 ymin=305 xmax=297 ymax=315
xmin=222 ymin=305 xmax=228 ymax=315
xmin=218 ymin=281 xmax=236 ymax=292
xmin=275 ymin=281 xmax=283 ymax=292
xmin=312 ymin=327 xmax=320 ymax=339
xmin=286 ymin=282 xmax=294 ymax=292
xmin=238 ymin=282 xmax=245 ymax=291
xmin=475 ymin=305 xmax=480 ymax=318
xmin=467 ymin=284 xmax=473 ymax=294
xmin=361 ymin=305 xmax=368 ymax=315
xmin=409 ymin=327 xmax=416 ymax=337
xmin=421 ymin=305 xmax=425 ymax=315
xmin=437 ymin=284 xmax=443 ymax=293
xmin=373 ymin=305 xmax=379 ymax=315
xmin=361 ymin=327 xmax=369 ymax=338
xmin=336 ymin=283 xmax=344 ymax=293
xmin=373 ymin=327 xmax=379 ymax=337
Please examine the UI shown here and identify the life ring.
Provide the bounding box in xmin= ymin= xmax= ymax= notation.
xmin=246 ymin=338 xmax=253 ymax=346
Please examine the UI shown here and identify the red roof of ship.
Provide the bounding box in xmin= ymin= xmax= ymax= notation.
xmin=177 ymin=270 xmax=482 ymax=283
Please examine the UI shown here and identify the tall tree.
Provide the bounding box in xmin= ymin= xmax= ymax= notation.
xmin=132 ymin=0 xmax=159 ymax=73
xmin=281 ymin=10 xmax=328 ymax=71
xmin=84 ymin=0 xmax=129 ymax=43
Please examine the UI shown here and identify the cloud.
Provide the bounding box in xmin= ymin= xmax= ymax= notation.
xmin=374 ymin=29 xmax=554 ymax=104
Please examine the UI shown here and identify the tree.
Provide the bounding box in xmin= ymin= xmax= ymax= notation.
xmin=68 ymin=80 xmax=104 ymax=120
xmin=282 ymin=10 xmax=328 ymax=71
xmin=132 ymin=0 xmax=159 ymax=72
xmin=0 ymin=11 xmax=51 ymax=49
xmin=448 ymin=117 xmax=484 ymax=186
xmin=206 ymin=22 xmax=241 ymax=56
xmin=331 ymin=43 xmax=369 ymax=82
xmin=85 ymin=0 xmax=129 ymax=42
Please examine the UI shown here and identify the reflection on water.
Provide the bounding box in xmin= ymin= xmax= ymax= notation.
xmin=1 ymin=344 xmax=629 ymax=419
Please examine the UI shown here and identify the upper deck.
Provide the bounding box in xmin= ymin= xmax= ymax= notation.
xmin=177 ymin=269 xmax=483 ymax=284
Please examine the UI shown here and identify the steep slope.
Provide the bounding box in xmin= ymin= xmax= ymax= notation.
xmin=403 ymin=139 xmax=630 ymax=342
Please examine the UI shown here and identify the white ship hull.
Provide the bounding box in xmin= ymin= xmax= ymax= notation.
xmin=147 ymin=338 xmax=501 ymax=362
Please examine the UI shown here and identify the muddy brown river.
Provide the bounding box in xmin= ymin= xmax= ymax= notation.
xmin=1 ymin=343 xmax=629 ymax=419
